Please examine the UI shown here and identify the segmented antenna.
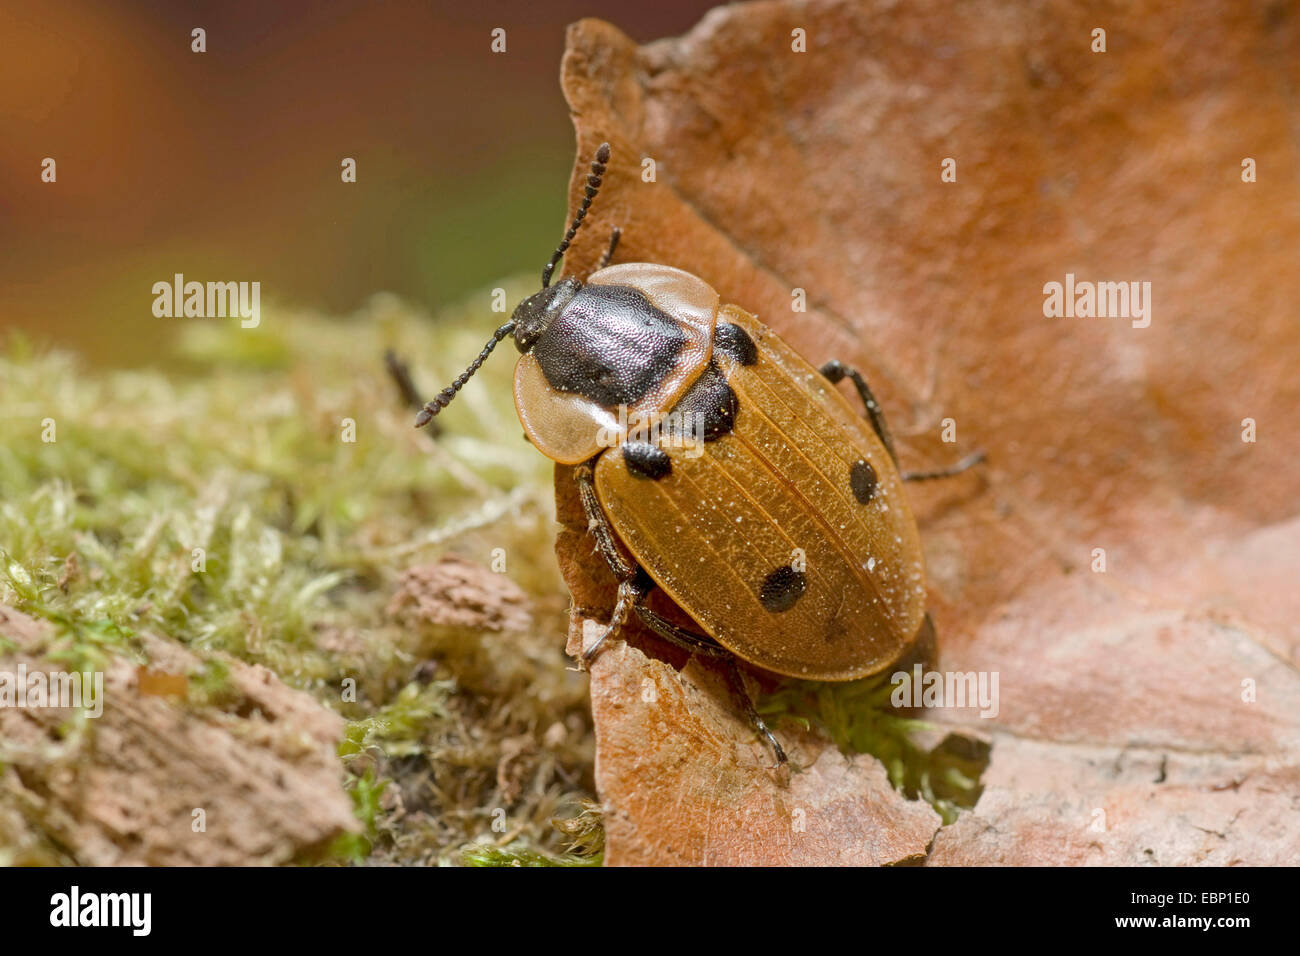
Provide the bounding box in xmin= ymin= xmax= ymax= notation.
xmin=541 ymin=142 xmax=611 ymax=288
xmin=414 ymin=322 xmax=516 ymax=428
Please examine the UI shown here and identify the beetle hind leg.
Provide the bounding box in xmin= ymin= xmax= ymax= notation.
xmin=721 ymin=657 xmax=788 ymax=767
xmin=632 ymin=600 xmax=787 ymax=766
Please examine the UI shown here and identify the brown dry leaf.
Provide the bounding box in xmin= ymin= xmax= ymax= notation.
xmin=550 ymin=0 xmax=1300 ymax=866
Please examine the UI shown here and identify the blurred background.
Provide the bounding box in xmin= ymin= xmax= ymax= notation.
xmin=0 ymin=0 xmax=719 ymax=367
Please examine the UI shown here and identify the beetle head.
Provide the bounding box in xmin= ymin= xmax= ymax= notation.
xmin=510 ymin=277 xmax=581 ymax=353
xmin=413 ymin=142 xmax=611 ymax=429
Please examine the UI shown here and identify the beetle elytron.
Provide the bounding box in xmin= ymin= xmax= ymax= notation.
xmin=415 ymin=143 xmax=982 ymax=765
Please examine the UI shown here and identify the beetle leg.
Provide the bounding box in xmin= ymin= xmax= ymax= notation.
xmin=722 ymin=657 xmax=788 ymax=767
xmin=382 ymin=349 xmax=423 ymax=409
xmin=901 ymin=450 xmax=987 ymax=482
xmin=381 ymin=350 xmax=442 ymax=435
xmin=633 ymin=598 xmax=788 ymax=767
xmin=575 ymin=461 xmax=643 ymax=664
xmin=818 ymin=361 xmax=987 ymax=483
xmin=582 ymin=576 xmax=640 ymax=663
xmin=817 ymin=359 xmax=899 ymax=466
xmin=574 ymin=461 xmax=637 ymax=580
xmin=594 ymin=226 xmax=621 ymax=272
xmin=631 ymin=602 xmax=728 ymax=657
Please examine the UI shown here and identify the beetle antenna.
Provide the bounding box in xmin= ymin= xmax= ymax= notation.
xmin=414 ymin=322 xmax=516 ymax=428
xmin=541 ymin=142 xmax=611 ymax=289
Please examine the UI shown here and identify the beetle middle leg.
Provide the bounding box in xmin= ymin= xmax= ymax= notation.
xmin=820 ymin=359 xmax=986 ymax=482
xmin=574 ymin=462 xmax=788 ymax=765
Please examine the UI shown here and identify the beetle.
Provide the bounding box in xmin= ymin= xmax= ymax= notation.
xmin=414 ymin=143 xmax=983 ymax=765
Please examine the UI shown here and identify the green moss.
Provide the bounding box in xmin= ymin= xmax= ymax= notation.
xmin=340 ymin=680 xmax=453 ymax=760
xmin=462 ymin=799 xmax=604 ymax=867
xmin=0 ymin=281 xmax=593 ymax=864
xmin=461 ymin=844 xmax=603 ymax=867
xmin=759 ymin=675 xmax=988 ymax=824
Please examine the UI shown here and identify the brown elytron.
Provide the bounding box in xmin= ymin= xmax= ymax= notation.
xmin=593 ymin=304 xmax=926 ymax=681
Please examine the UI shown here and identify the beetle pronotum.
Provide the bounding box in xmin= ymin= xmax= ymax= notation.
xmin=415 ymin=143 xmax=983 ymax=765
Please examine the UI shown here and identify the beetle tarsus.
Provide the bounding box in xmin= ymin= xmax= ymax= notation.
xmin=901 ymin=449 xmax=987 ymax=482
xmin=581 ymin=627 xmax=612 ymax=665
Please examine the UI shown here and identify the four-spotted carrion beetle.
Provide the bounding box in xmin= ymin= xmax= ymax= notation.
xmin=416 ymin=143 xmax=983 ymax=765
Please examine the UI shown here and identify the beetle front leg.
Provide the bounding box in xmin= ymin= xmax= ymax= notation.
xmin=582 ymin=576 xmax=642 ymax=664
xmin=383 ymin=349 xmax=424 ymax=409
xmin=818 ymin=359 xmax=899 ymax=465
xmin=574 ymin=461 xmax=641 ymax=663
xmin=381 ymin=349 xmax=442 ymax=435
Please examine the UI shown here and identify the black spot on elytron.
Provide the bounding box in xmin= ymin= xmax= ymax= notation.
xmin=714 ymin=322 xmax=757 ymax=365
xmin=666 ymin=363 xmax=738 ymax=442
xmin=531 ymin=284 xmax=687 ymax=407
xmin=759 ymin=565 xmax=806 ymax=613
xmin=622 ymin=441 xmax=672 ymax=480
xmin=850 ymin=459 xmax=878 ymax=503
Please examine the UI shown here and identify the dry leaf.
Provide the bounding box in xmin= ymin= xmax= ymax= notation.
xmin=551 ymin=0 xmax=1300 ymax=866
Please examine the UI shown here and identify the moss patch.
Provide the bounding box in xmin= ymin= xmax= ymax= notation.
xmin=759 ymin=675 xmax=988 ymax=825
xmin=0 ymin=283 xmax=594 ymax=864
